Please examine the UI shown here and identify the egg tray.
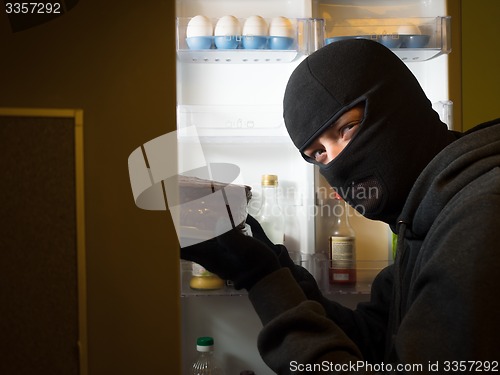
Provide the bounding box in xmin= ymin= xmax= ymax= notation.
xmin=176 ymin=16 xmax=323 ymax=63
xmin=184 ymin=35 xmax=297 ymax=51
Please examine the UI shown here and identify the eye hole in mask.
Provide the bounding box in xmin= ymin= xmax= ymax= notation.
xmin=299 ymin=101 xmax=367 ymax=167
xmin=300 ymin=118 xmax=365 ymax=167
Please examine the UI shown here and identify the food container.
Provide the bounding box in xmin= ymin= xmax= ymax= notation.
xmin=178 ymin=171 xmax=252 ymax=246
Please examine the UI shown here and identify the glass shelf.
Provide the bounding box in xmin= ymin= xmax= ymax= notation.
xmin=180 ymin=258 xmax=391 ymax=297
xmin=307 ymin=256 xmax=391 ymax=296
xmin=180 ymin=260 xmax=247 ymax=297
xmin=176 ymin=105 xmax=291 ymax=141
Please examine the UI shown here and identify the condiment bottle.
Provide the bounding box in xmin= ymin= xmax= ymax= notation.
xmin=189 ymin=262 xmax=225 ymax=290
xmin=255 ymin=174 xmax=285 ymax=244
xmin=328 ymin=192 xmax=356 ymax=285
xmin=191 ymin=336 xmax=225 ymax=375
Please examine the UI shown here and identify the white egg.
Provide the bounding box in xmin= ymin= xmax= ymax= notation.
xmin=269 ymin=16 xmax=295 ymax=38
xmin=186 ymin=15 xmax=213 ymax=37
xmin=242 ymin=15 xmax=268 ymax=36
xmin=214 ymin=15 xmax=241 ymax=36
xmin=398 ymin=24 xmax=421 ymax=35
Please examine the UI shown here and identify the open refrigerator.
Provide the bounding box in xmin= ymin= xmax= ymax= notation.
xmin=175 ymin=0 xmax=453 ymax=373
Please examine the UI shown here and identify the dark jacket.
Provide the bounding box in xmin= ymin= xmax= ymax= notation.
xmin=248 ymin=120 xmax=500 ymax=374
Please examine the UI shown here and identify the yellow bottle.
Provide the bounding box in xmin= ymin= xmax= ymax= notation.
xmin=189 ymin=262 xmax=225 ymax=290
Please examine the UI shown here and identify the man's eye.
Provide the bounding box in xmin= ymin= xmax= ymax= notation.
xmin=340 ymin=121 xmax=361 ymax=138
xmin=313 ymin=149 xmax=326 ymax=161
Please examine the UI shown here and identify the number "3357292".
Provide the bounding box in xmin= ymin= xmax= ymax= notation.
xmin=5 ymin=2 xmax=62 ymax=14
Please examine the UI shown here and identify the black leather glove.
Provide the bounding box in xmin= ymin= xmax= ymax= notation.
xmin=181 ymin=222 xmax=280 ymax=291
xmin=244 ymin=214 xmax=296 ymax=269
xmin=245 ymin=214 xmax=324 ymax=302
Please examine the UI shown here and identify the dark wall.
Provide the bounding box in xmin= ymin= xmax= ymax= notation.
xmin=461 ymin=0 xmax=500 ymax=130
xmin=0 ymin=2 xmax=180 ymax=374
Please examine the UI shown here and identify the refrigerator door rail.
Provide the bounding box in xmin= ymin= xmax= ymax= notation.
xmin=177 ymin=17 xmax=325 ymax=63
xmin=324 ymin=16 xmax=451 ymax=62
xmin=177 ymin=49 xmax=299 ymax=64
xmin=177 ymin=16 xmax=451 ymax=63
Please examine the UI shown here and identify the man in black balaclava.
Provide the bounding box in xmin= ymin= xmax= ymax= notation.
xmin=182 ymin=39 xmax=500 ymax=373
xmin=283 ymin=39 xmax=457 ymax=225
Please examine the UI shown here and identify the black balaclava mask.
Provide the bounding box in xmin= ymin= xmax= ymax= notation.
xmin=283 ymin=39 xmax=457 ymax=225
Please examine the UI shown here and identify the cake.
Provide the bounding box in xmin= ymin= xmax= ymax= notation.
xmin=178 ymin=175 xmax=252 ymax=235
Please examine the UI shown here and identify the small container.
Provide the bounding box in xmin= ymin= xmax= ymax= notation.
xmin=401 ymin=34 xmax=430 ymax=48
xmin=191 ymin=337 xmax=225 ymax=375
xmin=255 ymin=174 xmax=285 ymax=245
xmin=186 ymin=37 xmax=213 ymax=50
xmin=328 ymin=193 xmax=356 ymax=285
xmin=296 ymin=18 xmax=325 ymax=54
xmin=397 ymin=24 xmax=430 ymax=48
xmin=190 ymin=262 xmax=225 ymax=290
xmin=378 ymin=34 xmax=403 ymax=48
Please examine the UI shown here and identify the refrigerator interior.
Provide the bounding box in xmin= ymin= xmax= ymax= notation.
xmin=176 ymin=0 xmax=451 ymax=373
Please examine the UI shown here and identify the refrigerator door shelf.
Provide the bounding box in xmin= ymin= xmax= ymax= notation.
xmin=324 ymin=16 xmax=451 ymax=62
xmin=177 ymin=49 xmax=299 ymax=64
xmin=177 ymin=17 xmax=325 ymax=63
xmin=392 ymin=48 xmax=448 ymax=62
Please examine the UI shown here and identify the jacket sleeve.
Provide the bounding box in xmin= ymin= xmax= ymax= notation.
xmin=273 ymin=244 xmax=393 ymax=363
xmin=290 ymin=263 xmax=394 ymax=363
xmin=323 ymin=266 xmax=393 ymax=363
xmin=247 ymin=266 xmax=393 ymax=373
xmin=395 ymin=176 xmax=500 ymax=364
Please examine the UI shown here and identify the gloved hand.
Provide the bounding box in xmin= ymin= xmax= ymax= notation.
xmin=245 ymin=214 xmax=298 ymax=270
xmin=245 ymin=214 xmax=324 ymax=302
xmin=181 ymin=220 xmax=280 ymax=291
